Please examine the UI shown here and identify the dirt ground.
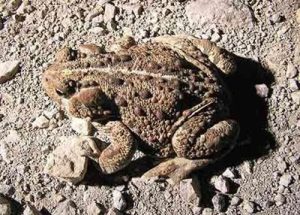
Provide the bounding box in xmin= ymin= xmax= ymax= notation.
xmin=0 ymin=0 xmax=299 ymax=214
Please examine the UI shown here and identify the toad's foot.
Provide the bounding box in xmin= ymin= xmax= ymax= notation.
xmin=142 ymin=157 xmax=212 ymax=185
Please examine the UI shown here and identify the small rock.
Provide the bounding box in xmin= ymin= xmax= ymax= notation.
xmin=296 ymin=8 xmax=300 ymax=24
xmin=71 ymin=117 xmax=93 ymax=136
xmin=32 ymin=115 xmax=50 ymax=129
xmin=53 ymin=200 xmax=77 ymax=215
xmin=107 ymin=207 xmax=123 ymax=215
xmin=179 ymin=176 xmax=201 ymax=206
xmin=0 ymin=195 xmax=11 ymax=215
xmin=286 ymin=63 xmax=298 ymax=78
xmin=23 ymin=204 xmax=41 ymax=215
xmin=289 ymin=79 xmax=299 ymax=91
xmin=243 ymin=201 xmax=256 ymax=214
xmin=274 ymin=194 xmax=286 ymax=206
xmin=89 ymin=27 xmax=106 ymax=35
xmin=87 ymin=201 xmax=102 ymax=215
xmin=44 ymin=138 xmax=89 ymax=184
xmin=104 ymin=3 xmax=117 ymax=22
xmin=212 ymin=193 xmax=227 ymax=212
xmin=201 ymin=208 xmax=213 ymax=215
xmin=214 ymin=176 xmax=231 ymax=193
xmin=279 ymin=174 xmax=292 ymax=187
xmin=211 ymin=32 xmax=221 ymax=42
xmin=255 ymin=84 xmax=269 ymax=98
xmin=0 ymin=60 xmax=20 ymax=84
xmin=222 ymin=168 xmax=237 ymax=179
xmin=112 ymin=190 xmax=127 ymax=211
xmin=192 ymin=206 xmax=202 ymax=215
xmin=291 ymin=91 xmax=300 ymax=104
xmin=231 ymin=196 xmax=242 ymax=206
xmin=243 ymin=161 xmax=253 ymax=174
xmin=277 ymin=161 xmax=287 ymax=172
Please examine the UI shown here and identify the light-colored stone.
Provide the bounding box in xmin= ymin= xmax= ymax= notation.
xmin=185 ymin=0 xmax=254 ymax=30
xmin=274 ymin=194 xmax=286 ymax=206
xmin=53 ymin=200 xmax=77 ymax=215
xmin=23 ymin=204 xmax=41 ymax=215
xmin=291 ymin=91 xmax=300 ymax=104
xmin=255 ymin=84 xmax=269 ymax=98
xmin=279 ymin=174 xmax=293 ymax=187
xmin=179 ymin=176 xmax=201 ymax=206
xmin=289 ymin=79 xmax=299 ymax=91
xmin=0 ymin=60 xmax=20 ymax=84
xmin=286 ymin=63 xmax=298 ymax=78
xmin=44 ymin=138 xmax=89 ymax=184
xmin=243 ymin=201 xmax=256 ymax=214
xmin=32 ymin=115 xmax=49 ymax=129
xmin=296 ymin=8 xmax=300 ymax=24
xmin=231 ymin=196 xmax=242 ymax=206
xmin=222 ymin=168 xmax=237 ymax=179
xmin=87 ymin=201 xmax=102 ymax=215
xmin=0 ymin=195 xmax=11 ymax=215
xmin=214 ymin=176 xmax=231 ymax=193
xmin=112 ymin=190 xmax=127 ymax=211
xmin=107 ymin=208 xmax=123 ymax=215
xmin=104 ymin=3 xmax=117 ymax=22
xmin=71 ymin=117 xmax=93 ymax=135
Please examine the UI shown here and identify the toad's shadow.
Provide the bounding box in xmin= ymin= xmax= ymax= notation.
xmin=83 ymin=56 xmax=276 ymax=191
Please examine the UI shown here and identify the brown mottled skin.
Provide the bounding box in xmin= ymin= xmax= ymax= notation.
xmin=42 ymin=35 xmax=239 ymax=184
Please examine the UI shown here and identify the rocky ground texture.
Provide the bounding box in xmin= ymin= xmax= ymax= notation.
xmin=0 ymin=0 xmax=300 ymax=214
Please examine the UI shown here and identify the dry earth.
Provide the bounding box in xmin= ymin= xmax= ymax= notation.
xmin=0 ymin=0 xmax=299 ymax=214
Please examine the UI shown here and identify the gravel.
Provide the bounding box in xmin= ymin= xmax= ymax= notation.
xmin=0 ymin=0 xmax=299 ymax=214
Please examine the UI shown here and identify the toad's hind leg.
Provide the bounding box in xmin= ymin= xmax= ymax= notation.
xmin=153 ymin=35 xmax=236 ymax=75
xmin=99 ymin=121 xmax=137 ymax=174
xmin=143 ymin=117 xmax=239 ymax=184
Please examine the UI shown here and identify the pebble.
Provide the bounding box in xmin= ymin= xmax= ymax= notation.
xmin=222 ymin=168 xmax=237 ymax=179
xmin=179 ymin=177 xmax=201 ymax=206
xmin=107 ymin=207 xmax=123 ymax=215
xmin=231 ymin=196 xmax=242 ymax=206
xmin=53 ymin=200 xmax=77 ymax=215
xmin=243 ymin=201 xmax=256 ymax=214
xmin=104 ymin=3 xmax=117 ymax=22
xmin=212 ymin=193 xmax=227 ymax=212
xmin=71 ymin=117 xmax=93 ymax=136
xmin=296 ymin=8 xmax=300 ymax=24
xmin=274 ymin=193 xmax=286 ymax=206
xmin=0 ymin=195 xmax=11 ymax=215
xmin=0 ymin=60 xmax=20 ymax=84
xmin=44 ymin=138 xmax=88 ymax=184
xmin=286 ymin=63 xmax=298 ymax=78
xmin=214 ymin=176 xmax=231 ymax=193
xmin=255 ymin=84 xmax=269 ymax=98
xmin=202 ymin=208 xmax=213 ymax=215
xmin=277 ymin=160 xmax=287 ymax=172
xmin=23 ymin=204 xmax=41 ymax=215
xmin=291 ymin=91 xmax=300 ymax=104
xmin=89 ymin=26 xmax=106 ymax=35
xmin=289 ymin=79 xmax=299 ymax=91
xmin=32 ymin=115 xmax=50 ymax=129
xmin=279 ymin=174 xmax=293 ymax=187
xmin=112 ymin=190 xmax=127 ymax=211
xmin=87 ymin=201 xmax=103 ymax=215
xmin=243 ymin=161 xmax=253 ymax=174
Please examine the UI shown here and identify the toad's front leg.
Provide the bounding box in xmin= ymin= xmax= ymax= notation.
xmin=98 ymin=121 xmax=137 ymax=174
